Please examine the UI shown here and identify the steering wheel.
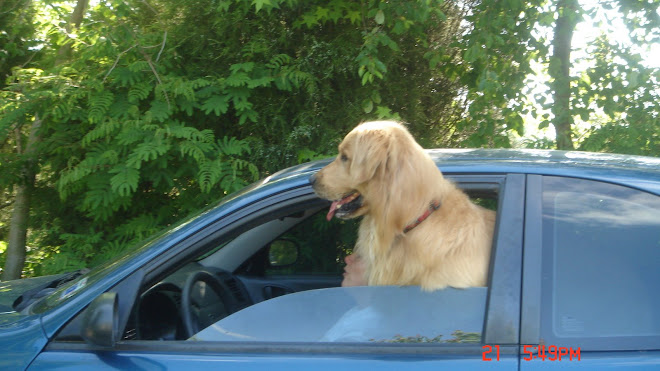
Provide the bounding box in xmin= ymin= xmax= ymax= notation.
xmin=180 ymin=270 xmax=234 ymax=338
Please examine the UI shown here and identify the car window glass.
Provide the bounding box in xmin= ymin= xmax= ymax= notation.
xmin=542 ymin=177 xmax=660 ymax=340
xmin=265 ymin=210 xmax=359 ymax=275
xmin=190 ymin=286 xmax=486 ymax=343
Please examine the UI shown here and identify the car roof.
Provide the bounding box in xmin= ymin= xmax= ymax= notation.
xmin=426 ymin=148 xmax=660 ymax=173
xmin=265 ymin=149 xmax=660 ymax=194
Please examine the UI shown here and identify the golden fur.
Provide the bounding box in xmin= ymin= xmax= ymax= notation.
xmin=311 ymin=121 xmax=495 ymax=291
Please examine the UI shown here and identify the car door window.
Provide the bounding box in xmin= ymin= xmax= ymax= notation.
xmin=191 ymin=285 xmax=487 ymax=343
xmin=541 ymin=176 xmax=660 ymax=348
xmin=190 ymin=178 xmax=509 ymax=345
xmin=264 ymin=211 xmax=359 ymax=275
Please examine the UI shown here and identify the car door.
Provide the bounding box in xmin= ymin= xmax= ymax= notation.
xmin=521 ymin=175 xmax=660 ymax=369
xmin=30 ymin=173 xmax=524 ymax=370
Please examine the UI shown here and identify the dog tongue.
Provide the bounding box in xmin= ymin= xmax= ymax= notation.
xmin=326 ymin=200 xmax=341 ymax=221
xmin=326 ymin=192 xmax=360 ymax=221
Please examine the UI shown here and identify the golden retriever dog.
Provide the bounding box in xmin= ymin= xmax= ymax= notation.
xmin=309 ymin=121 xmax=495 ymax=291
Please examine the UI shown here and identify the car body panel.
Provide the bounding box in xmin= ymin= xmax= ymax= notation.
xmin=0 ymin=274 xmax=69 ymax=314
xmin=29 ymin=349 xmax=518 ymax=370
xmin=483 ymin=174 xmax=524 ymax=345
xmin=0 ymin=315 xmax=47 ymax=369
xmin=520 ymin=351 xmax=660 ymax=370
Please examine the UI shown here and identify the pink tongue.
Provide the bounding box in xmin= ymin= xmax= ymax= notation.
xmin=327 ymin=200 xmax=340 ymax=221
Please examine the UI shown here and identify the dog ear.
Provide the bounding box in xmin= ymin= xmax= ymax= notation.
xmin=349 ymin=128 xmax=390 ymax=184
xmin=378 ymin=126 xmax=437 ymax=231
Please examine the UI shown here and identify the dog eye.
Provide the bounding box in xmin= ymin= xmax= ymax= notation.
xmin=341 ymin=154 xmax=349 ymax=162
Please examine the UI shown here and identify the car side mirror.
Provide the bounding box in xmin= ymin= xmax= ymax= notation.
xmin=268 ymin=238 xmax=299 ymax=267
xmin=81 ymin=292 xmax=119 ymax=347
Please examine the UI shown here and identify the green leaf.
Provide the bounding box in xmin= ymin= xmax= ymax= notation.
xmin=237 ymin=109 xmax=258 ymax=125
xmin=128 ymin=82 xmax=153 ymax=103
xmin=301 ymin=13 xmax=320 ymax=28
xmin=82 ymin=119 xmax=120 ymax=147
xmin=315 ymin=6 xmax=330 ymax=20
xmin=362 ymin=99 xmax=374 ymax=113
xmin=179 ymin=140 xmax=212 ymax=162
xmin=371 ymin=90 xmax=382 ymax=104
xmin=464 ymin=45 xmax=481 ymax=63
xmin=197 ymin=159 xmax=229 ymax=193
xmin=252 ymin=0 xmax=271 ymax=12
xmin=126 ymin=139 xmax=170 ymax=169
xmin=375 ymin=10 xmax=385 ymax=25
xmin=266 ymin=54 xmax=292 ymax=69
xmin=201 ymin=95 xmax=230 ymax=116
xmin=112 ymin=67 xmax=140 ymax=87
xmin=347 ymin=10 xmax=361 ymax=24
xmin=88 ymin=90 xmax=114 ymax=124
xmin=375 ymin=106 xmax=401 ymax=120
xmin=229 ymin=62 xmax=255 ymax=73
xmin=247 ymin=76 xmax=274 ymax=88
xmin=225 ymin=72 xmax=251 ymax=87
xmin=148 ymin=100 xmax=170 ymax=122
xmin=109 ymin=165 xmax=140 ymax=197
xmin=218 ymin=136 xmax=252 ymax=155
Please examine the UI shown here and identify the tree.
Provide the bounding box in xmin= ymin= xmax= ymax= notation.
xmin=577 ymin=36 xmax=660 ymax=155
xmin=549 ymin=0 xmax=580 ymax=150
xmin=3 ymin=0 xmax=91 ymax=280
xmin=1 ymin=0 xmax=41 ymax=280
xmin=453 ymin=0 xmax=546 ymax=148
xmin=1 ymin=0 xmax=482 ymax=278
xmin=533 ymin=0 xmax=659 ymax=152
xmin=5 ymin=0 xmax=656 ymax=279
xmin=1 ymin=0 xmax=260 ymax=277
xmin=575 ymin=1 xmax=660 ymax=156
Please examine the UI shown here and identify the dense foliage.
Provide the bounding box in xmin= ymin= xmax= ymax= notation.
xmin=1 ymin=0 xmax=658 ymax=279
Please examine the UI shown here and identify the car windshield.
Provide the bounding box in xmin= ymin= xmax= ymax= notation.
xmin=27 ymin=177 xmax=279 ymax=316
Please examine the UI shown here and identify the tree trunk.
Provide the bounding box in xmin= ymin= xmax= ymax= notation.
xmin=3 ymin=118 xmax=41 ymax=280
xmin=550 ymin=0 xmax=580 ymax=150
xmin=4 ymin=185 xmax=32 ymax=280
xmin=55 ymin=0 xmax=89 ymax=63
xmin=2 ymin=0 xmax=88 ymax=280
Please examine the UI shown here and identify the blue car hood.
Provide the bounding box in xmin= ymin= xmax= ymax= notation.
xmin=0 ymin=274 xmax=67 ymax=325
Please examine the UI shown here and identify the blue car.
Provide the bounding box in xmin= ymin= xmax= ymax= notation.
xmin=2 ymin=149 xmax=660 ymax=370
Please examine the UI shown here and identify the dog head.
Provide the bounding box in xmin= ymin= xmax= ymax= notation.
xmin=310 ymin=120 xmax=432 ymax=222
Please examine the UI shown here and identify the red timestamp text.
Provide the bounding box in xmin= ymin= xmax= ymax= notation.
xmin=482 ymin=345 xmax=581 ymax=361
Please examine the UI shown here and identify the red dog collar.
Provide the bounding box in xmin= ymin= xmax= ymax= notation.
xmin=403 ymin=200 xmax=442 ymax=233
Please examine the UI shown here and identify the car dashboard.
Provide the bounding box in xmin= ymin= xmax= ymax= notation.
xmin=125 ymin=264 xmax=253 ymax=341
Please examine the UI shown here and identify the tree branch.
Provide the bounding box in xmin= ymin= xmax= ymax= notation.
xmin=139 ymin=47 xmax=171 ymax=109
xmin=103 ymin=44 xmax=137 ymax=82
xmin=156 ymin=31 xmax=167 ymax=62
